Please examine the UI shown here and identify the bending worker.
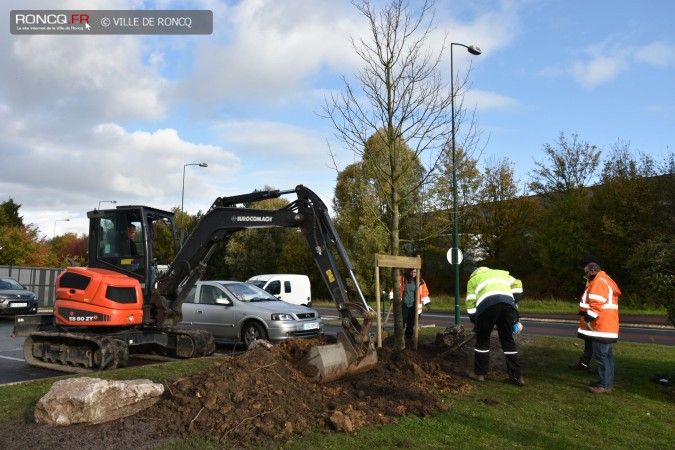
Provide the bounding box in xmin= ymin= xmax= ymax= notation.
xmin=465 ymin=266 xmax=524 ymax=386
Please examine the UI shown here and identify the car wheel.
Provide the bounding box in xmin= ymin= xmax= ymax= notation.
xmin=242 ymin=321 xmax=268 ymax=348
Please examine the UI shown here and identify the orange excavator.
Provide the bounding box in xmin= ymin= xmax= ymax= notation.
xmin=14 ymin=185 xmax=377 ymax=383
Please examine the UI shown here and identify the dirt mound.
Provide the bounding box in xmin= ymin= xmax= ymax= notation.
xmin=0 ymin=330 xmax=513 ymax=450
xmin=146 ymin=334 xmax=471 ymax=446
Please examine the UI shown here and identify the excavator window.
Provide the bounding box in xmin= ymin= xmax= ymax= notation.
xmin=93 ymin=211 xmax=146 ymax=279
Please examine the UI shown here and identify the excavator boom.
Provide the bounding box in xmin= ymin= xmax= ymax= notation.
xmin=152 ymin=185 xmax=377 ymax=382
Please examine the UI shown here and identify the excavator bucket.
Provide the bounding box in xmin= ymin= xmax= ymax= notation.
xmin=299 ymin=306 xmax=379 ymax=384
xmin=299 ymin=333 xmax=378 ymax=384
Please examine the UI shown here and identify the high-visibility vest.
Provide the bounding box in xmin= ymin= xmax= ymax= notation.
xmin=419 ymin=294 xmax=431 ymax=314
xmin=398 ymin=276 xmax=430 ymax=315
xmin=465 ymin=267 xmax=522 ymax=322
xmin=577 ymin=270 xmax=621 ymax=343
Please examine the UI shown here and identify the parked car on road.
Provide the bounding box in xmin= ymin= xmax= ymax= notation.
xmin=246 ymin=274 xmax=312 ymax=307
xmin=0 ymin=277 xmax=39 ymax=316
xmin=178 ymin=280 xmax=323 ymax=348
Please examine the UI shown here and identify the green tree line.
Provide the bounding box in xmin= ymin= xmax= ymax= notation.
xmin=1 ymin=136 xmax=673 ymax=326
xmin=209 ymin=134 xmax=673 ymax=325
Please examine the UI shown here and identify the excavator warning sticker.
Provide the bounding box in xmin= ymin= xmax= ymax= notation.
xmin=325 ymin=269 xmax=335 ymax=283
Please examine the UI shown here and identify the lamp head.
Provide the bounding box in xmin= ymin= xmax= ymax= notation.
xmin=467 ymin=45 xmax=481 ymax=55
xmin=199 ymin=163 xmax=208 ymax=167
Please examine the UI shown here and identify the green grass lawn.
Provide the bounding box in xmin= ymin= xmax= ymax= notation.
xmin=314 ymin=296 xmax=668 ymax=316
xmin=1 ymin=331 xmax=673 ymax=449
xmin=275 ymin=332 xmax=674 ymax=450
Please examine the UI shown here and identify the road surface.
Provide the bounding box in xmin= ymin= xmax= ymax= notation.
xmin=1 ymin=309 xmax=672 ymax=385
xmin=315 ymin=306 xmax=675 ymax=346
xmin=0 ymin=318 xmax=243 ymax=385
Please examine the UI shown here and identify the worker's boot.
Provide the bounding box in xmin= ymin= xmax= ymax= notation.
xmin=568 ymin=359 xmax=590 ymax=371
xmin=468 ymin=372 xmax=485 ymax=382
xmin=588 ymin=385 xmax=612 ymax=394
xmin=503 ymin=376 xmax=525 ymax=387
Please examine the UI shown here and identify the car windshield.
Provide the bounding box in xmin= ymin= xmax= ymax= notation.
xmin=0 ymin=278 xmax=25 ymax=290
xmin=222 ymin=283 xmax=279 ymax=303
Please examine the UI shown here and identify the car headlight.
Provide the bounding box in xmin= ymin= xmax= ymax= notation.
xmin=271 ymin=313 xmax=294 ymax=321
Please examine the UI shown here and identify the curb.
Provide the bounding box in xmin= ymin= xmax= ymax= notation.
xmin=521 ymin=317 xmax=672 ymax=330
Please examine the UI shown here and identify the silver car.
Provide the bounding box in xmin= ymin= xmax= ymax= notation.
xmin=0 ymin=277 xmax=39 ymax=316
xmin=179 ymin=280 xmax=323 ymax=347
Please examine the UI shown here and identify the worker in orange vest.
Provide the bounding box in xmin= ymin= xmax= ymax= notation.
xmin=577 ymin=261 xmax=621 ymax=394
xmin=569 ymin=255 xmax=601 ymax=372
xmin=398 ymin=268 xmax=430 ymax=339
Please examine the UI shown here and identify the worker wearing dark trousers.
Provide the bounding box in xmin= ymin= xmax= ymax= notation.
xmin=465 ymin=266 xmax=524 ymax=386
xmin=474 ymin=303 xmax=522 ymax=381
xmin=569 ymin=339 xmax=593 ymax=370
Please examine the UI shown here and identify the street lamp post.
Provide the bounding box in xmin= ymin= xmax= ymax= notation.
xmin=53 ymin=219 xmax=70 ymax=238
xmin=98 ymin=200 xmax=117 ymax=209
xmin=180 ymin=162 xmax=208 ymax=243
xmin=451 ymin=42 xmax=481 ymax=324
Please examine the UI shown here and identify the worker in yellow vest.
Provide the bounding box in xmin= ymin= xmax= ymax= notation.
xmin=465 ymin=266 xmax=524 ymax=386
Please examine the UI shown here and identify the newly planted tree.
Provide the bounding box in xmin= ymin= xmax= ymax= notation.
xmin=323 ymin=0 xmax=479 ymax=349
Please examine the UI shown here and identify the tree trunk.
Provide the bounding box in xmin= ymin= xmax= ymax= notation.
xmin=391 ymin=188 xmax=404 ymax=350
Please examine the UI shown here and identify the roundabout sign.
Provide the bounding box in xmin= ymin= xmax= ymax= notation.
xmin=446 ymin=248 xmax=463 ymax=265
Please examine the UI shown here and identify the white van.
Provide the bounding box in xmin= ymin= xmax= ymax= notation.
xmin=246 ymin=274 xmax=312 ymax=307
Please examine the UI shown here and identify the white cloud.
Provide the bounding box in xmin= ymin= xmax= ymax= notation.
xmin=214 ymin=120 xmax=329 ymax=159
xmin=211 ymin=118 xmax=343 ymax=196
xmin=8 ymin=35 xmax=167 ymax=122
xmin=468 ymin=90 xmax=520 ymax=111
xmin=571 ymin=55 xmax=626 ymax=89
xmin=176 ymin=0 xmax=362 ymax=108
xmin=444 ymin=0 xmax=520 ymax=54
xmin=564 ymin=38 xmax=675 ymax=89
xmin=0 ymin=121 xmax=239 ymax=235
xmin=633 ymin=41 xmax=675 ymax=67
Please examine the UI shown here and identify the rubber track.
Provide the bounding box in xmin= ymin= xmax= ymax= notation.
xmin=23 ymin=328 xmax=215 ymax=373
xmin=23 ymin=331 xmax=127 ymax=374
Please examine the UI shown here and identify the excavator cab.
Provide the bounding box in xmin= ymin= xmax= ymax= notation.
xmin=87 ymin=206 xmax=177 ymax=299
xmin=39 ymin=206 xmax=180 ymax=330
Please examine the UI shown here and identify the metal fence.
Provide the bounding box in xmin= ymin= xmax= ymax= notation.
xmin=0 ymin=265 xmax=63 ymax=307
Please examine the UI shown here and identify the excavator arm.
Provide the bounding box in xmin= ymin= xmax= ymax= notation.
xmin=150 ymin=185 xmax=377 ymax=382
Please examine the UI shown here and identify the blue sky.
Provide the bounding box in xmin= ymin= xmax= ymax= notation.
xmin=1 ymin=0 xmax=673 ymax=238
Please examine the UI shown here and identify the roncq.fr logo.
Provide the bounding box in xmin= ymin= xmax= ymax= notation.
xmin=14 ymin=13 xmax=90 ymax=26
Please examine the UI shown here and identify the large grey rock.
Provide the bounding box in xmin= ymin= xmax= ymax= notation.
xmin=34 ymin=377 xmax=164 ymax=426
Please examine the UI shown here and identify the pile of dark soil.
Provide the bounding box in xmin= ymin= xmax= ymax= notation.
xmin=0 ymin=331 xmax=519 ymax=450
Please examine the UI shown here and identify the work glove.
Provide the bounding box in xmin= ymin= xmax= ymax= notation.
xmin=585 ymin=321 xmax=593 ymax=331
xmin=512 ymin=322 xmax=523 ymax=334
